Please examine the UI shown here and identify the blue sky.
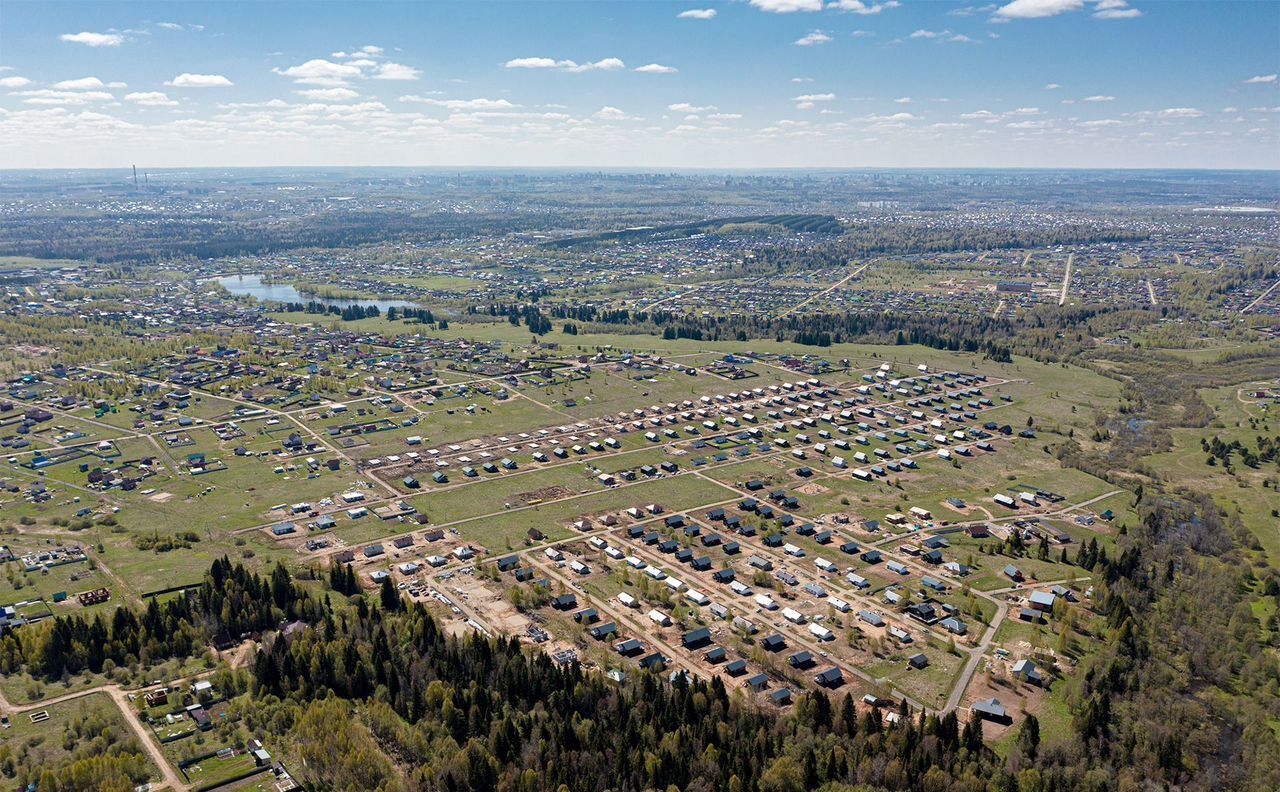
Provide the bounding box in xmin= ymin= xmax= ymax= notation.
xmin=1 ymin=0 xmax=1277 ymax=169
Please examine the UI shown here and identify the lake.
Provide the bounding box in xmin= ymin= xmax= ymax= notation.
xmin=210 ymin=274 xmax=419 ymax=312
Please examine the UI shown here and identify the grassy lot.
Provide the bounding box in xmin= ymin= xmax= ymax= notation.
xmin=1142 ymin=383 xmax=1280 ymax=563
xmin=0 ymin=692 xmax=159 ymax=787
xmin=0 ymin=557 xmax=114 ymax=606
xmin=461 ymin=474 xmax=740 ymax=553
xmin=177 ymin=748 xmax=263 ymax=789
xmin=864 ymin=644 xmax=965 ymax=710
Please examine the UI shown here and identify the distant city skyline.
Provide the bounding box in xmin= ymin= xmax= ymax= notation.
xmin=1 ymin=0 xmax=1277 ymax=169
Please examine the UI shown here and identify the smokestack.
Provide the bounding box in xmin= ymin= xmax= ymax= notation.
xmin=132 ymin=165 xmax=139 ymax=189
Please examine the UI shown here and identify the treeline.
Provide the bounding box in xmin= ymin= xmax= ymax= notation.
xmin=279 ymin=301 xmax=382 ymax=321
xmin=550 ymin=303 xmax=1019 ymax=360
xmin=0 ymin=559 xmax=317 ymax=680
xmin=250 ymin=593 xmax=1007 ymax=792
xmin=1202 ymin=434 xmax=1280 ymax=469
xmin=0 ymin=209 xmax=549 ymax=264
xmin=543 ymin=213 xmax=842 ymax=249
xmin=825 ymin=224 xmax=1145 ymax=260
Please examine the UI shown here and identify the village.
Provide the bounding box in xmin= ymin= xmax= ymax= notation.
xmin=0 ymin=324 xmax=1134 ymax=786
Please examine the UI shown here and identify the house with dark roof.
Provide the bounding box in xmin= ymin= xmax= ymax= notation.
xmin=761 ymin=634 xmax=786 ymax=652
xmin=788 ymin=651 xmax=815 ymax=669
xmin=615 ymin=638 xmax=644 ymax=656
xmin=682 ymin=627 xmax=712 ymax=648
xmin=550 ymin=593 xmax=577 ymax=610
xmin=971 ymin=698 xmax=1009 ymax=723
xmin=1012 ymin=659 xmax=1043 ymax=685
xmin=589 ymin=622 xmax=617 ymax=640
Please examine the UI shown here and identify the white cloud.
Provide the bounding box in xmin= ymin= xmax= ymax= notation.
xmin=0 ymin=76 xmax=31 ymax=88
xmin=1093 ymin=0 xmax=1141 ymax=19
xmin=60 ymin=31 xmax=124 ymax=47
xmin=1007 ymin=119 xmax=1049 ymax=128
xmin=870 ymin=111 xmax=918 ymax=121
xmin=297 ymin=87 xmax=361 ymax=101
xmin=894 ymin=96 xmax=912 ymax=104
xmin=908 ymin=29 xmax=977 ymax=43
xmin=1079 ymin=118 xmax=1121 ymax=127
xmin=708 ymin=112 xmax=743 ymax=120
xmin=793 ymin=93 xmax=836 ymax=101
xmin=505 ymin=57 xmax=625 ymax=72
xmin=273 ymin=59 xmax=363 ymax=86
xmin=568 ymin=58 xmax=626 ymax=73
xmin=165 ymin=73 xmax=234 ymax=88
xmin=372 ymin=62 xmax=420 ymax=80
xmin=635 ymin=63 xmax=678 ymax=73
xmin=1082 ymin=95 xmax=1115 ymax=102
xmin=677 ymin=8 xmax=717 ymax=19
xmin=795 ymin=31 xmax=833 ymax=46
xmin=53 ymin=77 xmax=113 ymax=90
xmin=961 ymin=109 xmax=998 ymax=120
xmin=1244 ymin=74 xmax=1277 ymax=84
xmin=1044 ymin=83 xmax=1061 ymax=89
xmin=504 ymin=57 xmax=562 ymax=69
xmin=749 ymin=0 xmax=823 ymax=11
xmin=400 ymin=96 xmax=516 ymax=110
xmin=156 ymin=22 xmax=184 ymax=30
xmin=993 ymin=0 xmax=1083 ymax=19
xmin=124 ymin=91 xmax=177 ymax=106
xmin=1158 ymin=107 xmax=1203 ymax=118
xmin=993 ymin=0 xmax=1140 ymax=20
xmin=828 ymin=0 xmax=901 ymax=14
xmin=14 ymin=89 xmax=115 ymax=105
xmin=850 ymin=29 xmax=874 ymax=37
xmin=1250 ymin=106 xmax=1280 ymax=113
xmin=274 ymin=49 xmax=418 ymax=87
xmin=669 ymin=102 xmax=716 ymax=112
xmin=595 ymin=106 xmax=639 ymax=121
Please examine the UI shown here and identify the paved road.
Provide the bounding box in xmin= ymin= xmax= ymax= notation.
xmin=779 ymin=259 xmax=875 ymax=317
xmin=1058 ymin=253 xmax=1074 ymax=306
xmin=1240 ymin=277 xmax=1279 ymax=314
